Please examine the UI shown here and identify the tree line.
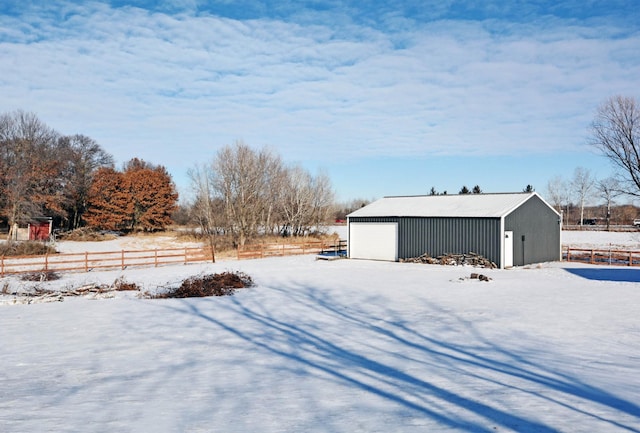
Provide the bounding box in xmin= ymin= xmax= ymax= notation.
xmin=546 ymin=95 xmax=640 ymax=228
xmin=0 ymin=110 xmax=177 ymax=239
xmin=189 ymin=141 xmax=335 ymax=247
xmin=2 ymin=94 xmax=637 ymax=239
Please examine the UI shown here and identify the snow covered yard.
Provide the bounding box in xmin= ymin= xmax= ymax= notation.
xmin=1 ymin=233 xmax=640 ymax=432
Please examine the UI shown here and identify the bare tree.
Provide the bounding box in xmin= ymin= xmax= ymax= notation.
xmin=58 ymin=134 xmax=114 ymax=229
xmin=571 ymin=167 xmax=595 ymax=226
xmin=280 ymin=165 xmax=314 ymax=236
xmin=279 ymin=167 xmax=335 ymax=236
xmin=589 ymin=95 xmax=640 ymax=196
xmin=212 ymin=142 xmax=283 ymax=246
xmin=309 ymin=169 xmax=335 ymax=231
xmin=191 ymin=141 xmax=336 ymax=246
xmin=546 ymin=176 xmax=570 ymax=225
xmin=596 ymin=177 xmax=622 ymax=230
xmin=188 ymin=163 xmax=221 ymax=262
xmin=0 ymin=110 xmax=59 ymax=240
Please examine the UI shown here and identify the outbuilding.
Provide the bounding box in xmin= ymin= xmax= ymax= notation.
xmin=347 ymin=192 xmax=561 ymax=268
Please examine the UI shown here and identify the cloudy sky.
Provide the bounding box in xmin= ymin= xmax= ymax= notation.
xmin=1 ymin=1 xmax=638 ymax=202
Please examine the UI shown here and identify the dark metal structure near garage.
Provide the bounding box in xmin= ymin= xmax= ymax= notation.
xmin=347 ymin=192 xmax=561 ymax=268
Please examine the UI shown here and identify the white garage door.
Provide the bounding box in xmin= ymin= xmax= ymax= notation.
xmin=349 ymin=222 xmax=398 ymax=261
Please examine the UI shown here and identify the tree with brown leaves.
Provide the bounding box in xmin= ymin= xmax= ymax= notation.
xmin=85 ymin=158 xmax=178 ymax=232
xmin=83 ymin=167 xmax=132 ymax=231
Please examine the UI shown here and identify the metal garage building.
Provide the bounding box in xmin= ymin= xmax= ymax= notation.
xmin=347 ymin=192 xmax=561 ymax=268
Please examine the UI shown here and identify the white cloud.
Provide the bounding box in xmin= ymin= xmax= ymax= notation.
xmin=0 ymin=1 xmax=639 ymax=192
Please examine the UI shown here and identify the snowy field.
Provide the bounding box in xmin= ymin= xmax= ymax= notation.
xmin=1 ymin=230 xmax=639 ymax=432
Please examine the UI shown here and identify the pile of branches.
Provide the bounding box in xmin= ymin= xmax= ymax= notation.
xmin=401 ymin=252 xmax=497 ymax=268
xmin=153 ymin=271 xmax=254 ymax=299
xmin=1 ymin=276 xmax=139 ymax=305
xmin=2 ymin=271 xmax=255 ymax=305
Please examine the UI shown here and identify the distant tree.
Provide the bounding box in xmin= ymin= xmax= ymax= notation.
xmin=58 ymin=134 xmax=114 ymax=229
xmin=459 ymin=186 xmax=470 ymax=194
xmin=546 ymin=176 xmax=569 ymax=225
xmin=170 ymin=202 xmax=192 ymax=226
xmin=84 ymin=167 xmax=131 ymax=231
xmin=429 ymin=187 xmax=437 ymax=196
xmin=571 ymin=167 xmax=595 ymax=226
xmin=589 ymin=95 xmax=640 ymax=196
xmin=85 ymin=159 xmax=178 ymax=231
xmin=0 ymin=110 xmax=60 ymax=240
xmin=472 ymin=185 xmax=482 ymax=194
xmin=123 ymin=158 xmax=178 ymax=231
xmin=192 ymin=141 xmax=336 ymax=245
xmin=597 ymin=177 xmax=622 ymax=230
xmin=334 ymin=198 xmax=372 ymax=220
xmin=188 ymin=163 xmax=222 ymax=234
xmin=523 ymin=184 xmax=535 ymax=192
xmin=214 ymin=142 xmax=283 ymax=245
xmin=279 ymin=166 xmax=334 ymax=236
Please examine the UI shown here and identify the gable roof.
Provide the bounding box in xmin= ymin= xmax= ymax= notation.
xmin=348 ymin=192 xmax=558 ymax=219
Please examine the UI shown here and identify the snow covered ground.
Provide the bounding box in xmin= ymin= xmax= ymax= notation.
xmin=1 ymin=230 xmax=639 ymax=432
xmin=561 ymin=229 xmax=640 ymax=250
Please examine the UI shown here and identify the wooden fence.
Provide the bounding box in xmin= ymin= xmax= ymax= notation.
xmin=563 ymin=247 xmax=640 ymax=267
xmin=0 ymin=247 xmax=214 ymax=276
xmin=237 ymin=239 xmax=347 ymax=260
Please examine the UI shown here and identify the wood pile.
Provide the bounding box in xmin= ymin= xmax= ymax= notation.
xmin=400 ymin=252 xmax=497 ymax=268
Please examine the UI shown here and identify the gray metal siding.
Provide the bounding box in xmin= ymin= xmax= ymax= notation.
xmin=398 ymin=217 xmax=502 ymax=266
xmin=505 ymin=195 xmax=561 ymax=266
xmin=349 ymin=216 xmax=502 ymax=266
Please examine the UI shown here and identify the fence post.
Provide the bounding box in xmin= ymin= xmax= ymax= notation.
xmin=185 ymin=247 xmax=188 ymax=265
xmin=85 ymin=252 xmax=89 ymax=272
xmin=122 ymin=250 xmax=125 ymax=270
xmin=590 ymin=249 xmax=594 ymax=264
xmin=154 ymin=249 xmax=158 ymax=267
xmin=45 ymin=253 xmax=49 ymax=272
xmin=1 ymin=255 xmax=4 ymax=277
xmin=630 ymin=252 xmax=633 ymax=266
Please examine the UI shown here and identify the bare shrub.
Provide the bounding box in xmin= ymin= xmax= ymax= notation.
xmin=155 ymin=271 xmax=253 ymax=298
xmin=0 ymin=241 xmax=56 ymax=257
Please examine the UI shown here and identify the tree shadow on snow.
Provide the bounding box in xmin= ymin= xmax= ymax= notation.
xmin=161 ymin=281 xmax=640 ymax=433
xmin=564 ymin=267 xmax=640 ymax=282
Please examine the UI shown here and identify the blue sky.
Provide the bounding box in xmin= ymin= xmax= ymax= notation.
xmin=1 ymin=1 xmax=639 ymax=203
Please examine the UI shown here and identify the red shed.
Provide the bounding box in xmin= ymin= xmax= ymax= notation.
xmin=28 ymin=218 xmax=52 ymax=241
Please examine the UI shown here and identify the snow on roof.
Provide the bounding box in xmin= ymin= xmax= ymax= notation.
xmin=348 ymin=192 xmax=550 ymax=218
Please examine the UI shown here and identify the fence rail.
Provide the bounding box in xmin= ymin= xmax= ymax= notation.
xmin=0 ymin=247 xmax=214 ymax=276
xmin=563 ymin=247 xmax=640 ymax=267
xmin=237 ymin=239 xmax=346 ymax=260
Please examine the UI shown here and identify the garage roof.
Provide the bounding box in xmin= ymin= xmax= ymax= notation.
xmin=348 ymin=192 xmax=554 ymax=218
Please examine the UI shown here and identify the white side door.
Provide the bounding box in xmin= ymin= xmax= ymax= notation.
xmin=504 ymin=231 xmax=513 ymax=268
